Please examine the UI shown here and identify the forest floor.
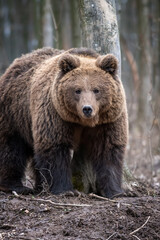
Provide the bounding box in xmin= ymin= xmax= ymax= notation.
xmin=0 ymin=134 xmax=160 ymax=240
xmin=0 ymin=179 xmax=160 ymax=240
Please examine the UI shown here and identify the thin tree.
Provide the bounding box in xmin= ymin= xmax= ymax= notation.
xmin=136 ymin=0 xmax=152 ymax=133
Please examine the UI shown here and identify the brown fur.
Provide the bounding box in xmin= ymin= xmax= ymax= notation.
xmin=0 ymin=47 xmax=128 ymax=198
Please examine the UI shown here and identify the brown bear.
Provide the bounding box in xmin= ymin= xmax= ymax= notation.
xmin=0 ymin=47 xmax=128 ymax=198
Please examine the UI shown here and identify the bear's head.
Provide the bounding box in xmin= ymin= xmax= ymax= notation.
xmin=52 ymin=52 xmax=125 ymax=127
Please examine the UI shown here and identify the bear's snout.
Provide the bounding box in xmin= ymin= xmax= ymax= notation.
xmin=82 ymin=105 xmax=93 ymax=118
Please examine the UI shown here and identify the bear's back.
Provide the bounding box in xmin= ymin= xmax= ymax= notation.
xmin=0 ymin=48 xmax=63 ymax=144
xmin=0 ymin=47 xmax=63 ymax=103
xmin=0 ymin=47 xmax=63 ymax=82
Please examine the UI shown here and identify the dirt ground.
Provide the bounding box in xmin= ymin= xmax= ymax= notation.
xmin=0 ymin=179 xmax=160 ymax=240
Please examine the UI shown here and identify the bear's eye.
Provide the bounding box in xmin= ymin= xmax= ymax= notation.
xmin=75 ymin=89 xmax=81 ymax=94
xmin=93 ymin=89 xmax=99 ymax=94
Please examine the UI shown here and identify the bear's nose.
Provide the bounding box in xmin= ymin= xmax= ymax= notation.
xmin=82 ymin=105 xmax=93 ymax=117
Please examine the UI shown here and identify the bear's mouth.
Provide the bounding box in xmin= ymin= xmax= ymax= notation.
xmin=80 ymin=116 xmax=99 ymax=127
xmin=78 ymin=109 xmax=99 ymax=127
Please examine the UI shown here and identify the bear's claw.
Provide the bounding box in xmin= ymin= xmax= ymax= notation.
xmin=58 ymin=189 xmax=85 ymax=197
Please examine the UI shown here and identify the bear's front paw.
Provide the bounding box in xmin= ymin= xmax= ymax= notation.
xmin=59 ymin=190 xmax=75 ymax=197
xmin=0 ymin=184 xmax=34 ymax=195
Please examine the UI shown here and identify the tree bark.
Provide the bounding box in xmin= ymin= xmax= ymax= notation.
xmin=136 ymin=0 xmax=152 ymax=133
xmin=151 ymin=0 xmax=160 ymax=147
xmin=43 ymin=0 xmax=54 ymax=47
xmin=78 ymin=0 xmax=121 ymax=75
xmin=70 ymin=0 xmax=81 ymax=48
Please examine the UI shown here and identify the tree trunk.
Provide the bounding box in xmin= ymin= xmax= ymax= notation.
xmin=61 ymin=0 xmax=73 ymax=49
xmin=70 ymin=0 xmax=81 ymax=48
xmin=78 ymin=0 xmax=121 ymax=75
xmin=151 ymin=0 xmax=160 ymax=148
xmin=136 ymin=0 xmax=152 ymax=133
xmin=43 ymin=0 xmax=54 ymax=47
xmin=78 ymin=0 xmax=134 ymax=185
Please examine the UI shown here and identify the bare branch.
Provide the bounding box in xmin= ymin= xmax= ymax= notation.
xmin=130 ymin=216 xmax=150 ymax=235
xmin=106 ymin=232 xmax=117 ymax=240
xmin=12 ymin=191 xmax=91 ymax=208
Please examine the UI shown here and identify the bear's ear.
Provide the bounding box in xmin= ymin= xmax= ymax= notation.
xmin=96 ymin=54 xmax=118 ymax=75
xmin=58 ymin=54 xmax=80 ymax=74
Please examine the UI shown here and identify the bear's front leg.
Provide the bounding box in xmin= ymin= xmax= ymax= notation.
xmin=34 ymin=144 xmax=73 ymax=194
xmin=31 ymin=101 xmax=74 ymax=195
xmin=93 ymin=144 xmax=125 ymax=199
xmin=83 ymin=115 xmax=127 ymax=199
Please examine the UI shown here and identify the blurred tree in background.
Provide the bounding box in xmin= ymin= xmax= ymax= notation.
xmin=0 ymin=0 xmax=160 ymax=182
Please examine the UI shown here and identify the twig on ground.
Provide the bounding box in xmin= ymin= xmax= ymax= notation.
xmin=106 ymin=232 xmax=117 ymax=240
xmin=12 ymin=191 xmax=91 ymax=208
xmin=132 ymin=235 xmax=141 ymax=240
xmin=89 ymin=193 xmax=131 ymax=206
xmin=89 ymin=193 xmax=117 ymax=202
xmin=130 ymin=216 xmax=150 ymax=235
